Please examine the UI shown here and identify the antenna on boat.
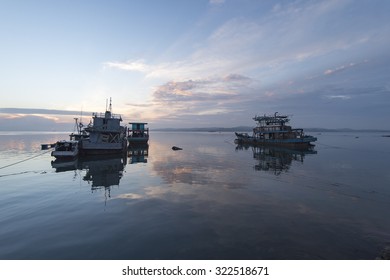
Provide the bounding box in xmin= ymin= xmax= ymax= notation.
xmin=80 ymin=106 xmax=83 ymax=126
xmin=109 ymin=97 xmax=112 ymax=112
xmin=73 ymin=117 xmax=78 ymax=133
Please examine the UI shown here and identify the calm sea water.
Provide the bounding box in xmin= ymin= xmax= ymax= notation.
xmin=0 ymin=131 xmax=389 ymax=260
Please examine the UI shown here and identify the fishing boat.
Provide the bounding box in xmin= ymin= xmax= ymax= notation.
xmin=51 ymin=140 xmax=79 ymax=160
xmin=78 ymin=99 xmax=128 ymax=155
xmin=127 ymin=122 xmax=149 ymax=146
xmin=235 ymin=112 xmax=317 ymax=148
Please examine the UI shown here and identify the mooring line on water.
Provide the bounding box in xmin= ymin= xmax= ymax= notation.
xmin=224 ymin=135 xmax=237 ymax=146
xmin=0 ymin=149 xmax=53 ymax=170
xmin=316 ymin=141 xmax=390 ymax=153
xmin=0 ymin=170 xmax=48 ymax=178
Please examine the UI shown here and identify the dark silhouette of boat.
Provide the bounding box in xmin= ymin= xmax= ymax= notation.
xmin=235 ymin=112 xmax=317 ymax=148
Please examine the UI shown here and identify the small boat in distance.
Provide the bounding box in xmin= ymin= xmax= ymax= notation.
xmin=235 ymin=112 xmax=317 ymax=148
xmin=51 ymin=140 xmax=79 ymax=160
xmin=127 ymin=122 xmax=149 ymax=146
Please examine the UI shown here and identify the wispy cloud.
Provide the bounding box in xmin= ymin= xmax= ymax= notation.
xmin=209 ymin=0 xmax=225 ymax=5
xmin=324 ymin=60 xmax=369 ymax=76
xmin=150 ymin=75 xmax=252 ymax=115
xmin=0 ymin=108 xmax=93 ymax=116
xmin=153 ymin=78 xmax=237 ymax=102
xmin=0 ymin=114 xmax=74 ymax=131
xmin=121 ymin=74 xmax=253 ymax=124
xmin=105 ymin=0 xmax=390 ymax=128
xmin=105 ymin=0 xmax=371 ymax=85
xmin=325 ymin=95 xmax=352 ymax=100
xmin=104 ymin=60 xmax=151 ymax=73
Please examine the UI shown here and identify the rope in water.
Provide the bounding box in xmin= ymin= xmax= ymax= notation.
xmin=0 ymin=148 xmax=53 ymax=170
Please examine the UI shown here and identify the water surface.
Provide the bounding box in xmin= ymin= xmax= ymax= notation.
xmin=0 ymin=131 xmax=389 ymax=259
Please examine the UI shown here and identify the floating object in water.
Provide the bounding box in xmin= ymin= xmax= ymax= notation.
xmin=172 ymin=146 xmax=182 ymax=150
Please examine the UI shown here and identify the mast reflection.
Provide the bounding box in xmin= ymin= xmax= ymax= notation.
xmin=236 ymin=144 xmax=317 ymax=175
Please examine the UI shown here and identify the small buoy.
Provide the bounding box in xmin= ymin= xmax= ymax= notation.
xmin=172 ymin=146 xmax=182 ymax=151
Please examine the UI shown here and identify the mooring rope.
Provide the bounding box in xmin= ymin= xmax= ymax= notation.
xmin=0 ymin=148 xmax=53 ymax=170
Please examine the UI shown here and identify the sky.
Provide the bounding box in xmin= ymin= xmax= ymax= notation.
xmin=0 ymin=0 xmax=389 ymax=130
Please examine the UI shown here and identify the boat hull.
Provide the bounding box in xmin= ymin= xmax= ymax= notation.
xmin=51 ymin=152 xmax=78 ymax=159
xmin=79 ymin=140 xmax=127 ymax=155
xmin=127 ymin=136 xmax=149 ymax=146
xmin=235 ymin=133 xmax=317 ymax=148
xmin=51 ymin=140 xmax=79 ymax=160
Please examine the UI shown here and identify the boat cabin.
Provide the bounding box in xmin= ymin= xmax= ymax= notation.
xmin=128 ymin=122 xmax=149 ymax=139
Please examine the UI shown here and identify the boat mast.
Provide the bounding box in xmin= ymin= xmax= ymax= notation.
xmin=74 ymin=118 xmax=80 ymax=134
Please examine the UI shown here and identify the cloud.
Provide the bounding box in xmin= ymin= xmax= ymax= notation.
xmin=105 ymin=0 xmax=390 ymax=128
xmin=0 ymin=108 xmax=93 ymax=116
xmin=223 ymin=73 xmax=252 ymax=82
xmin=120 ymin=74 xmax=254 ymax=125
xmin=325 ymin=95 xmax=352 ymax=100
xmin=0 ymin=108 xmax=95 ymax=131
xmin=209 ymin=0 xmax=225 ymax=5
xmin=105 ymin=0 xmax=373 ymax=85
xmin=142 ymin=75 xmax=251 ymax=121
xmin=0 ymin=114 xmax=73 ymax=131
xmin=323 ymin=60 xmax=368 ymax=76
xmin=104 ymin=60 xmax=150 ymax=73
xmin=105 ymin=59 xmax=192 ymax=80
xmin=152 ymin=75 xmax=252 ymax=103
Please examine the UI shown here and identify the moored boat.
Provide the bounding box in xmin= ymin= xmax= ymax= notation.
xmin=127 ymin=122 xmax=149 ymax=146
xmin=78 ymin=99 xmax=128 ymax=155
xmin=235 ymin=112 xmax=317 ymax=148
xmin=51 ymin=140 xmax=79 ymax=160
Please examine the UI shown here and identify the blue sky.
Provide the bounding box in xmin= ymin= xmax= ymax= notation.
xmin=0 ymin=0 xmax=389 ymax=130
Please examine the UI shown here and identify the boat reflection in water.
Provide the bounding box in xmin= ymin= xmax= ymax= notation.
xmin=127 ymin=144 xmax=149 ymax=164
xmin=236 ymin=144 xmax=317 ymax=175
xmin=51 ymin=154 xmax=127 ymax=196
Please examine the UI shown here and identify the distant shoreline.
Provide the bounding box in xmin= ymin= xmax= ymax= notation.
xmin=1 ymin=127 xmax=390 ymax=134
xmin=153 ymin=127 xmax=390 ymax=133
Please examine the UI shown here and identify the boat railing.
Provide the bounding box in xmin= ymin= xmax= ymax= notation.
xmin=254 ymin=126 xmax=291 ymax=133
xmin=128 ymin=128 xmax=149 ymax=138
xmin=92 ymin=112 xmax=122 ymax=120
xmin=128 ymin=128 xmax=149 ymax=133
xmin=85 ymin=124 xmax=127 ymax=133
